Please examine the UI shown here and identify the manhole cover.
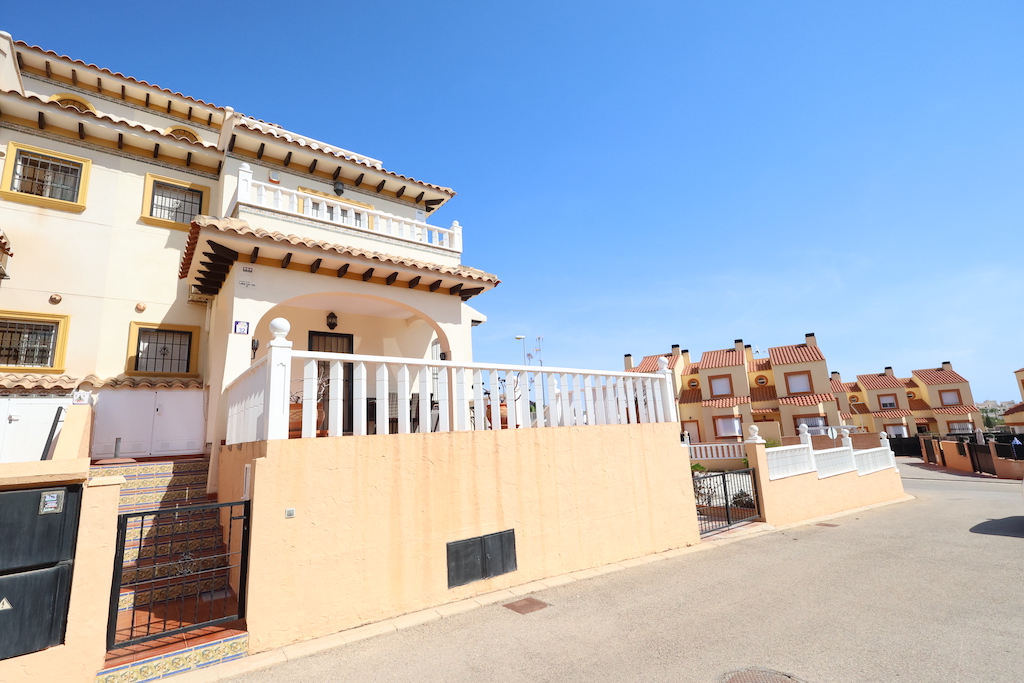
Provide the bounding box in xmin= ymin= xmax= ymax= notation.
xmin=720 ymin=668 xmax=807 ymax=683
xmin=503 ymin=597 xmax=548 ymax=614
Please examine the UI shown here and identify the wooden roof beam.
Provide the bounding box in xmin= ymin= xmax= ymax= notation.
xmin=361 ymin=268 xmax=374 ymax=282
xmin=249 ymin=247 xmax=259 ymax=263
xmin=283 ymin=151 xmax=292 ymax=167
xmin=408 ymin=276 xmax=421 ymax=289
xmin=256 ymin=142 xmax=264 ymax=159
xmin=385 ymin=272 xmax=398 ymax=285
xmin=375 ymin=180 xmax=386 ymax=193
xmin=308 ymin=159 xmax=317 ymax=174
xmin=281 ymin=253 xmax=292 ymax=268
xmin=354 ymin=173 xmax=364 ymax=187
xmin=449 ymin=283 xmax=463 ymax=296
xmin=337 ymin=264 xmax=349 ymax=278
xmin=205 ymin=241 xmax=239 ymax=261
xmin=310 ymin=258 xmax=322 ymax=274
xmin=429 ymin=280 xmax=442 ymax=292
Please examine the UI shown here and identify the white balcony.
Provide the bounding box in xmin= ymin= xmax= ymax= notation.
xmin=234 ymin=164 xmax=462 ymax=254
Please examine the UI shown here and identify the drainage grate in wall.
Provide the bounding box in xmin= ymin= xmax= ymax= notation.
xmin=503 ymin=597 xmax=548 ymax=614
xmin=720 ymin=668 xmax=807 ymax=683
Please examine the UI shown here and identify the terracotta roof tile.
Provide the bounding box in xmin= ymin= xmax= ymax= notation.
xmin=870 ymin=408 xmax=912 ymax=419
xmin=181 ymin=217 xmax=500 ymax=285
xmin=908 ymin=399 xmax=931 ymax=411
xmin=678 ymin=389 xmax=702 ymax=404
xmin=932 ymin=405 xmax=979 ymax=415
xmin=698 ymin=348 xmax=745 ymax=369
xmin=856 ymin=373 xmax=905 ymax=390
xmin=778 ymin=392 xmax=837 ymax=407
xmin=851 ymin=403 xmax=871 ymax=414
xmin=680 ymin=363 xmax=700 ymax=376
xmin=840 ymin=412 xmax=854 ymax=420
xmin=915 ymin=417 xmax=931 ymax=424
xmin=631 ymin=354 xmax=679 ymax=373
xmin=15 ymin=40 xmax=227 ymax=110
xmin=901 ymin=378 xmax=919 ymax=388
xmin=912 ymin=368 xmax=969 ymax=386
xmin=768 ymin=343 xmax=824 ymax=366
xmin=1003 ymin=402 xmax=1024 ymax=416
xmin=830 ymin=379 xmax=861 ymax=393
xmin=101 ymin=377 xmax=204 ymax=389
xmin=750 ymin=385 xmax=777 ymax=402
xmin=751 ymin=407 xmax=776 ymax=414
xmin=702 ymin=396 xmax=751 ymax=408
xmin=747 ymin=358 xmax=772 ymax=372
xmin=0 ymin=372 xmax=91 ymax=393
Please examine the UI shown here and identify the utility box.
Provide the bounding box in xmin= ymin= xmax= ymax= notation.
xmin=0 ymin=485 xmax=81 ymax=660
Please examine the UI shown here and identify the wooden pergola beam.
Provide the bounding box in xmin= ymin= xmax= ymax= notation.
xmin=361 ymin=268 xmax=374 ymax=281
xmin=281 ymin=252 xmax=292 ymax=268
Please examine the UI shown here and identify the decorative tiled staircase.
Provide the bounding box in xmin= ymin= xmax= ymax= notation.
xmin=91 ymin=459 xmax=249 ymax=683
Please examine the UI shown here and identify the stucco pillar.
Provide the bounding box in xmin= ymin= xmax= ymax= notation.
xmin=745 ymin=425 xmax=777 ymax=525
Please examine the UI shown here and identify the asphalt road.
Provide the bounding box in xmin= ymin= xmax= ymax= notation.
xmin=227 ymin=459 xmax=1024 ymax=683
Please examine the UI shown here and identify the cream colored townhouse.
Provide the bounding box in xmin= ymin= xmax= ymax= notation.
xmin=1002 ymin=368 xmax=1024 ymax=434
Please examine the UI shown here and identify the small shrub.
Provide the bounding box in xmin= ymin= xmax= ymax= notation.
xmin=731 ymin=490 xmax=756 ymax=509
xmin=764 ymin=438 xmax=782 ymax=448
xmin=691 ymin=462 xmax=708 ymax=473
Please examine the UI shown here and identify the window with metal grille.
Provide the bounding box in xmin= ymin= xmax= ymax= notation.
xmin=447 ymin=530 xmax=516 ymax=589
xmin=11 ymin=150 xmax=82 ymax=203
xmin=0 ymin=319 xmax=58 ymax=368
xmin=135 ymin=328 xmax=192 ymax=373
xmin=150 ymin=181 xmax=203 ymax=224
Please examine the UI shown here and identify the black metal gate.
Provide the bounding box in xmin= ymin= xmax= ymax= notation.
xmin=967 ymin=443 xmax=998 ymax=475
xmin=692 ymin=468 xmax=760 ymax=536
xmin=106 ymin=500 xmax=250 ymax=651
xmin=888 ymin=436 xmax=921 ymax=457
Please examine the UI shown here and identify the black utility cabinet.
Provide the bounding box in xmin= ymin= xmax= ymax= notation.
xmin=0 ymin=485 xmax=82 ymax=661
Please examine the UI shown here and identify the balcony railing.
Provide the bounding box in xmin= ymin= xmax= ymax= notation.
xmin=763 ymin=425 xmax=896 ymax=480
xmin=234 ymin=164 xmax=462 ymax=253
xmin=225 ymin=318 xmax=678 ymax=445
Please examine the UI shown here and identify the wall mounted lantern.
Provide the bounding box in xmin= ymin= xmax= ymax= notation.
xmin=326 ymin=312 xmax=338 ymax=330
xmin=333 ymin=181 xmax=345 ymax=196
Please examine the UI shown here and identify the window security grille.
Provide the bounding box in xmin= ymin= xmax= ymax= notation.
xmin=0 ymin=320 xmax=58 ymax=367
xmin=150 ymin=181 xmax=203 ymax=224
xmin=12 ymin=151 xmax=82 ymax=202
xmin=135 ymin=329 xmax=191 ymax=373
xmin=447 ymin=529 xmax=517 ymax=588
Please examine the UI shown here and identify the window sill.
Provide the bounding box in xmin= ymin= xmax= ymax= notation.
xmin=0 ymin=365 xmax=65 ymax=374
xmin=0 ymin=189 xmax=85 ymax=213
xmin=123 ymin=371 xmax=200 ymax=379
xmin=140 ymin=215 xmax=193 ymax=232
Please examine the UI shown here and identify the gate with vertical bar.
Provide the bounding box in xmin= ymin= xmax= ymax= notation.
xmin=691 ymin=468 xmax=760 ymax=535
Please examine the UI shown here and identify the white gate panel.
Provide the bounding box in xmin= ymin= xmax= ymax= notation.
xmin=0 ymin=397 xmax=72 ymax=463
xmin=92 ymin=390 xmax=156 ymax=457
xmin=151 ymin=390 xmax=205 ymax=456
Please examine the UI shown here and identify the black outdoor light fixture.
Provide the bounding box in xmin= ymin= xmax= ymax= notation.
xmin=333 ymin=181 xmax=345 ymax=196
xmin=251 ymin=338 xmax=259 ymax=359
xmin=326 ymin=312 xmax=338 ymax=330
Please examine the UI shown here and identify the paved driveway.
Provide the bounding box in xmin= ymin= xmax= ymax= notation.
xmin=227 ymin=459 xmax=1024 ymax=683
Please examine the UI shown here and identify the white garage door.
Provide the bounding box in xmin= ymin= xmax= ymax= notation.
xmin=92 ymin=389 xmax=206 ymax=458
xmin=0 ymin=397 xmax=72 ymax=463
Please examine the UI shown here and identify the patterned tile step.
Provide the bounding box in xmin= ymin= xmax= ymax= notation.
xmin=115 ymin=474 xmax=210 ymax=493
xmin=96 ymin=631 xmax=248 ymax=682
xmin=118 ymin=488 xmax=209 ymax=509
xmin=124 ymin=514 xmax=220 ymax=539
xmin=91 ymin=459 xmax=209 ymax=478
xmin=121 ymin=535 xmax=223 ymax=564
xmin=118 ymin=575 xmax=230 ymax=611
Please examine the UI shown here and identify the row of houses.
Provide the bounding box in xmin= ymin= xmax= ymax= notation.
xmin=627 ymin=334 xmax=988 ymax=442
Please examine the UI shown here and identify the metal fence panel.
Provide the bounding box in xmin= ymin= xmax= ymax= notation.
xmin=692 ymin=468 xmax=759 ymax=536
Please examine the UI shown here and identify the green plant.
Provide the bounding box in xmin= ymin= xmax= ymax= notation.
xmin=742 ymin=457 xmax=749 ymax=468
xmin=690 ymin=462 xmax=707 ymax=473
xmin=764 ymin=438 xmax=782 ymax=448
xmin=731 ymin=490 xmax=756 ymax=509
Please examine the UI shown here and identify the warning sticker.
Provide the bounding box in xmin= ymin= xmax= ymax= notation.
xmin=0 ymin=597 xmax=12 ymax=611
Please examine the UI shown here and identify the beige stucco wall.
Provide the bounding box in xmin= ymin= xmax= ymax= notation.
xmin=746 ymin=441 xmax=906 ymax=527
xmin=0 ymin=476 xmax=122 ymax=683
xmin=938 ymin=441 xmax=975 ymax=474
xmin=219 ymin=422 xmax=698 ymax=653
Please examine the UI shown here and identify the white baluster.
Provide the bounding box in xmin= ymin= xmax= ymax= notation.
xmin=488 ymin=369 xmax=500 ymax=429
xmin=288 ymin=192 xmax=298 ymax=214
xmin=547 ymin=373 xmax=561 ymax=427
xmin=376 ymin=363 xmax=390 ymax=435
xmin=624 ymin=377 xmax=638 ymax=424
xmin=515 ymin=371 xmax=530 ymax=429
xmin=417 ymin=366 xmax=430 ymax=433
xmin=273 ymin=188 xmax=282 ymax=210
xmin=473 ymin=369 xmax=486 ymax=430
xmin=264 ymin=318 xmax=292 ymax=441
xmin=454 ymin=367 xmax=469 ymax=431
xmin=256 ymin=183 xmax=265 ymax=206
xmin=352 ymin=361 xmax=367 ymax=435
xmin=636 ymin=378 xmax=650 ymax=423
xmin=302 ymin=358 xmax=317 ymax=438
xmin=436 ymin=364 xmax=450 ymax=432
xmin=328 ymin=360 xmax=343 ymax=437
xmin=533 ymin=372 xmax=546 ymax=428
xmin=397 ymin=364 xmax=411 ymax=434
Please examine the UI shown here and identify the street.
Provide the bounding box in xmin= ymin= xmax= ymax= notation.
xmin=226 ymin=459 xmax=1024 ymax=682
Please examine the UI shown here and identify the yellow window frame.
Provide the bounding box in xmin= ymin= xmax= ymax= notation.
xmin=125 ymin=322 xmax=201 ymax=377
xmin=0 ymin=141 xmax=92 ymax=213
xmin=0 ymin=310 xmax=70 ymax=374
xmin=140 ymin=173 xmax=211 ymax=231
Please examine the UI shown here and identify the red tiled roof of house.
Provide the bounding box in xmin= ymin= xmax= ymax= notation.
xmin=1016 ymin=368 xmax=1024 ymax=373
xmin=851 ymin=403 xmax=871 ymax=414
xmin=747 ymin=358 xmax=772 ymax=372
xmin=932 ymin=404 xmax=979 ymax=415
xmin=777 ymin=392 xmax=836 ymax=407
xmin=912 ymin=367 xmax=969 ymax=386
xmin=751 ymin=407 xmax=777 ymax=414
xmin=702 ymin=396 xmax=751 ymax=408
xmin=768 ymin=343 xmax=825 ymax=366
xmin=856 ymin=373 xmax=905 ymax=390
xmin=697 ymin=348 xmax=745 ymax=369
xmin=840 ymin=412 xmax=854 ymax=420
xmin=830 ymin=379 xmax=861 ymax=393
xmin=750 ymin=385 xmax=777 ymax=402
xmin=678 ymin=389 xmax=702 ymax=404
xmin=915 ymin=417 xmax=931 ymax=424
xmin=1004 ymin=402 xmax=1024 ymax=416
xmin=871 ymin=408 xmax=912 ymax=419
xmin=630 ymin=354 xmax=680 ymax=373
xmin=908 ymin=399 xmax=931 ymax=411
xmin=901 ymin=378 xmax=919 ymax=388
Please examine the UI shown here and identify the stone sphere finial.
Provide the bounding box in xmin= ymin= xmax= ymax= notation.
xmin=749 ymin=424 xmax=759 ymax=438
xmin=239 ymin=162 xmax=251 ymax=171
xmin=841 ymin=429 xmax=850 ymax=438
xmin=269 ymin=318 xmax=290 ymax=339
xmin=657 ymin=356 xmax=669 ymax=372
xmin=451 ymin=220 xmax=460 ymax=227
xmin=798 ymin=423 xmax=808 ymax=435
xmin=879 ymin=431 xmax=888 ymax=440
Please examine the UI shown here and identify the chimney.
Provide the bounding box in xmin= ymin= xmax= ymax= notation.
xmin=734 ymin=339 xmax=744 ymax=355
xmin=671 ymin=344 xmax=681 ymax=356
xmin=805 ymin=332 xmax=817 ymax=347
xmin=941 ymin=361 xmax=952 ymax=371
xmin=744 ymin=344 xmax=753 ymax=362
xmin=831 ymin=371 xmax=841 ymax=382
xmin=884 ymin=366 xmax=894 ymax=376
xmin=681 ymin=349 xmax=691 ymax=365
xmin=624 ymin=354 xmax=633 ymax=371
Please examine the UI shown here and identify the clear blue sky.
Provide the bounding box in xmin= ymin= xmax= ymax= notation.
xmin=6 ymin=2 xmax=1023 ymax=399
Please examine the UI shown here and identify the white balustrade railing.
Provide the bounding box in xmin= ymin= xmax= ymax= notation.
xmin=224 ymin=319 xmax=677 ymax=445
xmin=225 ymin=356 xmax=269 ymax=446
xmin=853 ymin=446 xmax=897 ymax=475
xmin=764 ymin=444 xmax=816 ymax=480
xmin=688 ymin=443 xmax=746 ymax=460
xmin=236 ymin=166 xmax=462 ymax=253
xmin=813 ymin=446 xmax=858 ymax=479
xmin=763 ymin=426 xmax=897 ymax=480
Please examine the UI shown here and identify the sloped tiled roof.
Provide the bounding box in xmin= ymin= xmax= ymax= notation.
xmin=915 ymin=417 xmax=932 ymax=424
xmin=831 ymin=379 xmax=861 ymax=393
xmin=0 ymin=372 xmax=92 ymax=393
xmin=181 ymin=217 xmax=500 ymax=284
xmin=631 ymin=354 xmax=679 ymax=373
xmin=747 ymin=358 xmax=772 ymax=372
xmin=750 ymin=385 xmax=777 ymax=402
xmin=697 ymin=348 xmax=745 ymax=369
xmin=768 ymin=343 xmax=825 ymax=366
xmin=678 ymin=389 xmax=702 ymax=404
xmin=101 ymin=377 xmax=204 ymax=389
xmin=901 ymin=378 xmax=919 ymax=388
xmin=751 ymin=407 xmax=777 ymax=414
xmin=702 ymin=396 xmax=751 ymax=408
xmin=871 ymin=408 xmax=912 ymax=419
xmin=912 ymin=368 xmax=969 ymax=386
xmin=840 ymin=412 xmax=855 ymax=420
xmin=932 ymin=405 xmax=979 ymax=415
xmin=1003 ymin=402 xmax=1024 ymax=416
xmin=908 ymin=399 xmax=932 ymax=411
xmin=857 ymin=373 xmax=905 ymax=390
xmin=851 ymin=403 xmax=871 ymax=414
xmin=778 ymin=392 xmax=836 ymax=407
xmin=680 ymin=363 xmax=700 ymax=376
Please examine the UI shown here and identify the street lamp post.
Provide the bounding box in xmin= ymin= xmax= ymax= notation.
xmin=515 ymin=335 xmax=527 ymax=365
